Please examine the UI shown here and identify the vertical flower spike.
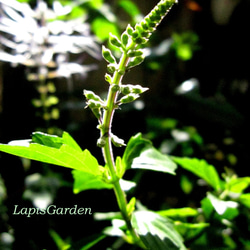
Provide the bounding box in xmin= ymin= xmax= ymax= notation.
xmin=130 ymin=0 xmax=177 ymax=45
xmin=95 ymin=0 xmax=177 ymax=149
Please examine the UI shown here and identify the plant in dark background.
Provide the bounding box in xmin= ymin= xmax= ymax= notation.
xmin=0 ymin=0 xmax=249 ymax=249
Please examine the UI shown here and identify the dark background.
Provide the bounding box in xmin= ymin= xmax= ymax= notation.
xmin=0 ymin=0 xmax=250 ymax=249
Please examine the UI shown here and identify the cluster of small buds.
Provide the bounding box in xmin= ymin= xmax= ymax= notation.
xmin=101 ymin=0 xmax=177 ymax=76
xmin=84 ymin=0 xmax=177 ymax=148
xmin=118 ymin=84 xmax=149 ymax=104
xmin=83 ymin=90 xmax=105 ymax=121
xmin=130 ymin=0 xmax=177 ymax=46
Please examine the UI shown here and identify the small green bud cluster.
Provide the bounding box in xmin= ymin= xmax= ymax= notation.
xmin=101 ymin=0 xmax=176 ymax=75
xmin=115 ymin=84 xmax=149 ymax=105
xmin=121 ymin=84 xmax=149 ymax=95
xmin=83 ymin=90 xmax=105 ymax=121
xmin=88 ymin=0 xmax=177 ymax=148
xmin=129 ymin=0 xmax=177 ymax=45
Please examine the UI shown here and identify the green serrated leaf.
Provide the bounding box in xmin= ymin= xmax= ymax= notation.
xmin=132 ymin=211 xmax=186 ymax=250
xmin=122 ymin=133 xmax=152 ymax=170
xmin=62 ymin=132 xmax=82 ymax=152
xmin=72 ymin=170 xmax=112 ymax=193
xmin=73 ymin=168 xmax=136 ymax=193
xmin=131 ymin=147 xmax=176 ymax=174
xmin=173 ymin=157 xmax=224 ymax=191
xmin=32 ymin=132 xmax=63 ymax=149
xmin=0 ymin=133 xmax=101 ymax=175
xmin=122 ymin=133 xmax=176 ymax=174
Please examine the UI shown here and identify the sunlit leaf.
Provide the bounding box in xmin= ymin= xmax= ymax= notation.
xmin=73 ymin=169 xmax=136 ymax=193
xmin=173 ymin=157 xmax=224 ymax=191
xmin=0 ymin=132 xmax=101 ymax=175
xmin=61 ymin=131 xmax=82 ymax=152
xmin=123 ymin=133 xmax=177 ymax=174
xmin=239 ymin=193 xmax=250 ymax=208
xmin=122 ymin=133 xmax=152 ymax=170
xmin=31 ymin=132 xmax=64 ymax=149
xmin=103 ymin=219 xmax=125 ymax=237
xmin=72 ymin=171 xmax=111 ymax=193
xmin=132 ymin=147 xmax=176 ymax=174
xmin=227 ymin=177 xmax=250 ymax=194
xmin=201 ymin=196 xmax=216 ymax=221
xmin=132 ymin=211 xmax=186 ymax=250
xmin=207 ymin=192 xmax=239 ymax=220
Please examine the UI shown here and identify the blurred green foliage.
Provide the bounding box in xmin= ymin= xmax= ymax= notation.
xmin=0 ymin=0 xmax=249 ymax=249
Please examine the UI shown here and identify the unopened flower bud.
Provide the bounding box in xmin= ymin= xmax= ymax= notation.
xmin=107 ymin=64 xmax=116 ymax=74
xmin=109 ymin=33 xmax=122 ymax=48
xmin=102 ymin=46 xmax=116 ymax=64
xmin=97 ymin=136 xmax=106 ymax=147
xmin=121 ymin=32 xmax=129 ymax=47
xmin=127 ymin=56 xmax=145 ymax=69
xmin=105 ymin=73 xmax=113 ymax=84
xmin=128 ymin=50 xmax=144 ymax=58
xmin=84 ymin=90 xmax=103 ymax=103
xmin=110 ymin=84 xmax=120 ymax=92
xmin=119 ymin=93 xmax=139 ymax=104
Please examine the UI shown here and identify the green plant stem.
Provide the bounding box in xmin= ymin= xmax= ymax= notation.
xmin=100 ymin=43 xmax=146 ymax=248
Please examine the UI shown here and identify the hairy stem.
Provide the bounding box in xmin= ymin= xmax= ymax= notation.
xmin=98 ymin=1 xmax=177 ymax=247
xmin=100 ymin=43 xmax=146 ymax=247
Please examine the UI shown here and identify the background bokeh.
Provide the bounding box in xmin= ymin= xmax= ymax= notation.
xmin=0 ymin=0 xmax=249 ymax=249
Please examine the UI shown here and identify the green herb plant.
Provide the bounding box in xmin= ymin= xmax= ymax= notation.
xmin=0 ymin=1 xmax=181 ymax=248
xmin=1 ymin=0 xmax=250 ymax=249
